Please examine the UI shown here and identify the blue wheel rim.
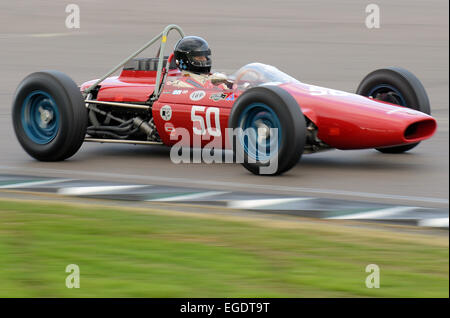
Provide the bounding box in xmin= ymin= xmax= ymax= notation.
xmin=21 ymin=90 xmax=60 ymax=144
xmin=368 ymin=84 xmax=406 ymax=106
xmin=237 ymin=103 xmax=281 ymax=161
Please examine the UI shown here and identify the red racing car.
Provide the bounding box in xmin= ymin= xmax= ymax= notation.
xmin=12 ymin=25 xmax=437 ymax=175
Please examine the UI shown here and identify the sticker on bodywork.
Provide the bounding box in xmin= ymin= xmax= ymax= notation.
xmin=160 ymin=105 xmax=172 ymax=121
xmin=164 ymin=122 xmax=175 ymax=132
xmin=190 ymin=90 xmax=206 ymax=101
xmin=210 ymin=92 xmax=234 ymax=102
xmin=172 ymin=89 xmax=188 ymax=95
xmin=210 ymin=93 xmax=227 ymax=101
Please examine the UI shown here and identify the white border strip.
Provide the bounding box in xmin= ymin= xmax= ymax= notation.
xmin=418 ymin=218 xmax=449 ymax=228
xmin=58 ymin=185 xmax=148 ymax=196
xmin=148 ymin=191 xmax=228 ymax=202
xmin=327 ymin=206 xmax=418 ymax=220
xmin=0 ymin=179 xmax=72 ymax=189
xmin=228 ymin=198 xmax=312 ymax=209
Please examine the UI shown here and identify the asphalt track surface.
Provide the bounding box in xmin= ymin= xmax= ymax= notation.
xmin=0 ymin=0 xmax=448 ymax=208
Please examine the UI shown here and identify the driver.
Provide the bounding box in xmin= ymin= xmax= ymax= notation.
xmin=173 ymin=36 xmax=232 ymax=89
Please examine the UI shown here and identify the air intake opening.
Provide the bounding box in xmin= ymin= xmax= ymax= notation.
xmin=404 ymin=119 xmax=436 ymax=141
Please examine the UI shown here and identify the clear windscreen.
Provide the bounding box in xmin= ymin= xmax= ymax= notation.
xmin=231 ymin=63 xmax=298 ymax=91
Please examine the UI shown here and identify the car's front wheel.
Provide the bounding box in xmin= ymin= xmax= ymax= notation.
xmin=228 ymin=86 xmax=306 ymax=175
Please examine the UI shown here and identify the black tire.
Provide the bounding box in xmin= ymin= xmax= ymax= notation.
xmin=356 ymin=67 xmax=430 ymax=153
xmin=12 ymin=70 xmax=87 ymax=161
xmin=228 ymin=85 xmax=306 ymax=175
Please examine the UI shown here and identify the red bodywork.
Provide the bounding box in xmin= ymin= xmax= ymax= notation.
xmin=80 ymin=66 xmax=437 ymax=150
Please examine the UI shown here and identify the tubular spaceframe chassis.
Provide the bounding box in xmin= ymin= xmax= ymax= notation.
xmin=83 ymin=24 xmax=185 ymax=145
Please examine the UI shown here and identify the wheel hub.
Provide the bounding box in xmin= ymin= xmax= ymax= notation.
xmin=38 ymin=106 xmax=54 ymax=127
xmin=21 ymin=90 xmax=60 ymax=144
xmin=237 ymin=103 xmax=281 ymax=161
xmin=255 ymin=119 xmax=271 ymax=143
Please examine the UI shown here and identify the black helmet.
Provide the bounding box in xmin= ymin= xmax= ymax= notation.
xmin=174 ymin=36 xmax=211 ymax=74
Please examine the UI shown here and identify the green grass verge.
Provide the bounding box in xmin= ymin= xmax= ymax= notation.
xmin=0 ymin=199 xmax=447 ymax=297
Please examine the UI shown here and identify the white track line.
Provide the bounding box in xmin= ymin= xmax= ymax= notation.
xmin=227 ymin=198 xmax=312 ymax=209
xmin=0 ymin=179 xmax=71 ymax=189
xmin=148 ymin=191 xmax=228 ymax=202
xmin=418 ymin=218 xmax=449 ymax=228
xmin=58 ymin=185 xmax=148 ymax=196
xmin=0 ymin=166 xmax=447 ymax=205
xmin=327 ymin=206 xmax=418 ymax=220
xmin=0 ymin=33 xmax=86 ymax=39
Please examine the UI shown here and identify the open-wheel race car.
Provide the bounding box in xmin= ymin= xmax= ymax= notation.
xmin=12 ymin=25 xmax=437 ymax=175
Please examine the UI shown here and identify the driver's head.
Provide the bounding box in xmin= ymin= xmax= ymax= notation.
xmin=174 ymin=36 xmax=211 ymax=74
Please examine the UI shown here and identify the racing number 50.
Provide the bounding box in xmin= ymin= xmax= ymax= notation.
xmin=191 ymin=106 xmax=221 ymax=137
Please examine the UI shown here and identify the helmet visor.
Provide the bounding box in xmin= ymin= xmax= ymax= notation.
xmin=188 ymin=50 xmax=212 ymax=67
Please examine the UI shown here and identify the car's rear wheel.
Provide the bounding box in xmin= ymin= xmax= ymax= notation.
xmin=229 ymin=86 xmax=306 ymax=175
xmin=12 ymin=71 xmax=87 ymax=161
xmin=356 ymin=67 xmax=430 ymax=153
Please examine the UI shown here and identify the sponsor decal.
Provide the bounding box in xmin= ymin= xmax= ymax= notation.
xmin=226 ymin=93 xmax=235 ymax=101
xmin=164 ymin=122 xmax=175 ymax=132
xmin=210 ymin=93 xmax=227 ymax=102
xmin=210 ymin=92 xmax=235 ymax=102
xmin=171 ymin=90 xmax=188 ymax=95
xmin=160 ymin=105 xmax=172 ymax=121
xmin=190 ymin=90 xmax=206 ymax=101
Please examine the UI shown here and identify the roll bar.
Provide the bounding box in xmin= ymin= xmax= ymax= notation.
xmin=83 ymin=24 xmax=185 ymax=97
